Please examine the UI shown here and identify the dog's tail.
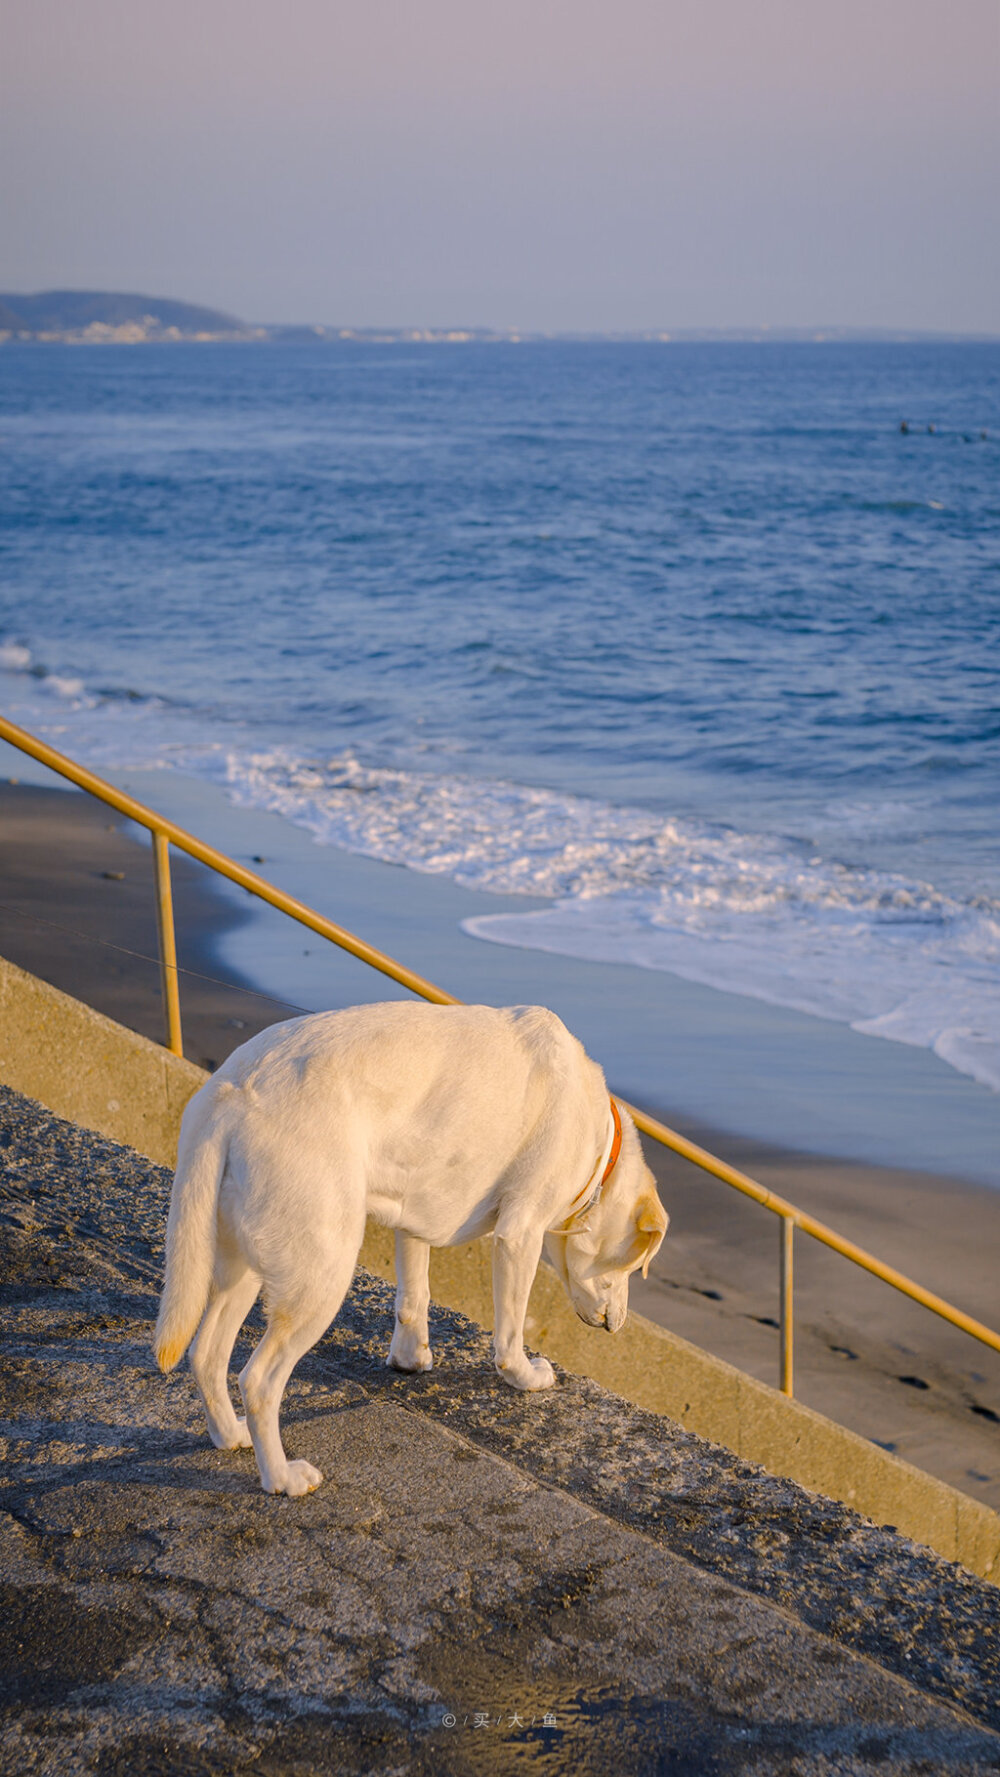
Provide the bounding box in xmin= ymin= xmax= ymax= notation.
xmin=153 ymin=1082 xmax=234 ymax=1373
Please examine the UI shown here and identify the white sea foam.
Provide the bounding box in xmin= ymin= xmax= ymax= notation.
xmin=0 ymin=641 xmax=32 ymax=672
xmin=215 ymin=748 xmax=1000 ymax=1093
xmin=39 ymin=673 xmax=89 ymax=702
xmin=2 ymin=647 xmax=999 ymax=1092
xmin=0 ymin=641 xmax=94 ymax=710
xmin=466 ymin=897 xmax=1000 ymax=1092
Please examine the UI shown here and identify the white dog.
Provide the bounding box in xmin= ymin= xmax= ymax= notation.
xmin=155 ymin=1002 xmax=668 ymax=1496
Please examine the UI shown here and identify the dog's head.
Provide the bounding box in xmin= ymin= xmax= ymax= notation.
xmin=544 ymin=1109 xmax=668 ymax=1332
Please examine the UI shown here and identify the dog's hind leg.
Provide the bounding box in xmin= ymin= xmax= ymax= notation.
xmin=387 ymin=1231 xmax=433 ymax=1373
xmin=189 ymin=1249 xmax=261 ymax=1450
xmin=238 ymin=1234 xmax=361 ymax=1497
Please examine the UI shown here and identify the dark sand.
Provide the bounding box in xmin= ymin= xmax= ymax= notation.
xmin=0 ymin=779 xmax=301 ymax=1068
xmin=2 ymin=779 xmax=998 ymax=1510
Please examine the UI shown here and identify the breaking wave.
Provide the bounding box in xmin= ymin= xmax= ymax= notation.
xmin=3 ymin=640 xmax=998 ymax=1094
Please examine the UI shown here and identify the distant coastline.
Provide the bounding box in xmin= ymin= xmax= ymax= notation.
xmin=0 ymin=288 xmax=262 ymax=345
xmin=1 ymin=288 xmax=996 ymax=346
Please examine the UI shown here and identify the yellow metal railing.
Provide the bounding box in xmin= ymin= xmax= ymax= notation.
xmin=3 ymin=710 xmax=999 ymax=1402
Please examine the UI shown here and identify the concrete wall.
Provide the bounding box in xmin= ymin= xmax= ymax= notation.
xmin=2 ymin=950 xmax=997 ymax=1582
xmin=0 ymin=953 xmax=205 ymax=1165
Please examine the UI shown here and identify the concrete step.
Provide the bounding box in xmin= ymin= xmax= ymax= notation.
xmin=1 ymin=1085 xmax=999 ymax=1772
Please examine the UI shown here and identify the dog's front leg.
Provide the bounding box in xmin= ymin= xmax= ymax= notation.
xmin=491 ymin=1229 xmax=556 ymax=1391
xmin=387 ymin=1231 xmax=433 ymax=1372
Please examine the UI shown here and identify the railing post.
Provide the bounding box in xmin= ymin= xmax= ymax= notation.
xmin=152 ymin=830 xmax=183 ymax=1057
xmin=779 ymin=1215 xmax=794 ymax=1395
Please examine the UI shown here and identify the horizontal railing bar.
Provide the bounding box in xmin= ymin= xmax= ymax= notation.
xmin=4 ymin=710 xmax=1000 ymax=1362
xmin=0 ymin=714 xmax=458 ymax=1010
xmin=628 ymin=1106 xmax=1000 ymax=1356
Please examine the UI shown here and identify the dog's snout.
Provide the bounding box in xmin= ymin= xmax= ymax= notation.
xmin=574 ymin=1303 xmax=608 ymax=1328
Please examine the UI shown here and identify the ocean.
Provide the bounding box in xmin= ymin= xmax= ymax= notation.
xmin=1 ymin=338 xmax=998 ymax=1104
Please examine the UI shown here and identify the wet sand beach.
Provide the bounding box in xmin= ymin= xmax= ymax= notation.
xmin=1 ymin=778 xmax=998 ymax=1511
xmin=0 ymin=779 xmax=301 ymax=1067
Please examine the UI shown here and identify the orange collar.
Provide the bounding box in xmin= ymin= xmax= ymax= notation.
xmin=553 ymin=1097 xmax=622 ymax=1231
xmin=602 ymin=1096 xmax=623 ymax=1187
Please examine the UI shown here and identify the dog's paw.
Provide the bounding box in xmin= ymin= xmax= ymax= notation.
xmin=270 ymin=1459 xmax=323 ymax=1498
xmin=386 ymin=1339 xmax=433 ymax=1373
xmin=498 ymin=1354 xmax=557 ymax=1392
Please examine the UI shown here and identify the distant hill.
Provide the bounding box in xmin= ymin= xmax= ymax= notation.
xmin=0 ymin=289 xmax=252 ymax=339
xmin=0 ymin=298 xmax=28 ymax=331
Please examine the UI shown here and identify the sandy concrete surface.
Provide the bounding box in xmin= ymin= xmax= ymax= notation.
xmin=2 ymin=1085 xmax=1000 ymax=1774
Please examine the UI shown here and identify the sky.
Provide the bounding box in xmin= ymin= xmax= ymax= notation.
xmin=2 ymin=0 xmax=998 ymax=334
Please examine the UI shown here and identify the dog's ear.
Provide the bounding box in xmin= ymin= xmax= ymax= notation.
xmin=638 ymin=1198 xmax=668 ymax=1235
xmin=636 ymin=1196 xmax=669 ymax=1278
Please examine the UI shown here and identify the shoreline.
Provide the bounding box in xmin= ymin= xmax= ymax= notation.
xmin=1 ymin=777 xmax=998 ymax=1509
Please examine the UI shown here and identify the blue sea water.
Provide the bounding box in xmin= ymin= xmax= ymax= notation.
xmin=1 ymin=339 xmax=998 ymax=1089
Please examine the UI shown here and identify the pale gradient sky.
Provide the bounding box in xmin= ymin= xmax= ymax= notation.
xmin=2 ymin=0 xmax=998 ymax=332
